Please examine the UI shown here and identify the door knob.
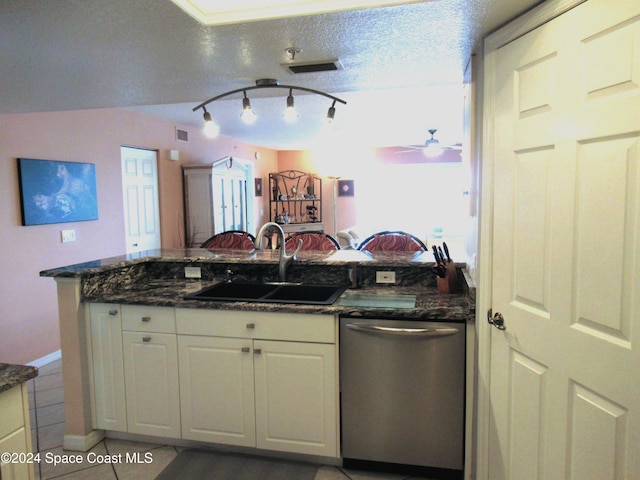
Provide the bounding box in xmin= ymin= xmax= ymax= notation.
xmin=487 ymin=309 xmax=506 ymax=330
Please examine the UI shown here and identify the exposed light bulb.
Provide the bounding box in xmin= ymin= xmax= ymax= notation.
xmin=326 ymin=101 xmax=336 ymax=124
xmin=203 ymin=110 xmax=219 ymax=137
xmin=240 ymin=94 xmax=256 ymax=125
xmin=284 ymin=91 xmax=297 ymax=123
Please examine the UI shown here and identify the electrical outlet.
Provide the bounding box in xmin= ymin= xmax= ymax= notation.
xmin=184 ymin=266 xmax=202 ymax=279
xmin=376 ymin=271 xmax=396 ymax=284
xmin=61 ymin=229 xmax=76 ymax=243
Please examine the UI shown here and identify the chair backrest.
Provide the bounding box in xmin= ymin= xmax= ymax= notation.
xmin=200 ymin=230 xmax=256 ymax=250
xmin=284 ymin=231 xmax=340 ymax=251
xmin=356 ymin=231 xmax=427 ymax=252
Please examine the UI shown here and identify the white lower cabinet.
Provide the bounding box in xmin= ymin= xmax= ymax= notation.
xmin=176 ymin=308 xmax=339 ymax=458
xmin=253 ymin=340 xmax=336 ymax=456
xmin=0 ymin=384 xmax=35 ymax=480
xmin=122 ymin=331 xmax=180 ymax=438
xmin=178 ymin=335 xmax=256 ymax=446
xmin=89 ymin=303 xmax=127 ymax=431
xmin=89 ymin=303 xmax=338 ymax=457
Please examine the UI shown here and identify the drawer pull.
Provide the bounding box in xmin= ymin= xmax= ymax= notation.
xmin=246 ymin=323 xmax=256 ymax=329
xmin=253 ymin=348 xmax=262 ymax=355
xmin=142 ymin=336 xmax=152 ymax=342
xmin=141 ymin=316 xmax=151 ymax=323
xmin=108 ymin=310 xmax=118 ymax=316
xmin=241 ymin=347 xmax=250 ymax=353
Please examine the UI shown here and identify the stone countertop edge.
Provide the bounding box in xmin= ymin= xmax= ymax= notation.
xmin=39 ymin=248 xmax=465 ymax=278
xmin=0 ymin=363 xmax=38 ymax=394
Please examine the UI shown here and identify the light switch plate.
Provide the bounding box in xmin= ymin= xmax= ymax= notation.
xmin=185 ymin=266 xmax=202 ymax=279
xmin=61 ymin=229 xmax=76 ymax=243
xmin=376 ymin=271 xmax=396 ymax=284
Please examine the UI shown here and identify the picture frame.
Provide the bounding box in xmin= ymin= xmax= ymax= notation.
xmin=17 ymin=158 xmax=99 ymax=226
xmin=254 ymin=177 xmax=263 ymax=197
xmin=338 ymin=179 xmax=355 ymax=197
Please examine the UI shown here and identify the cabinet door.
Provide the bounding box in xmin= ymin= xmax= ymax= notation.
xmin=178 ymin=335 xmax=255 ymax=446
xmin=122 ymin=332 xmax=180 ymax=438
xmin=89 ymin=303 xmax=127 ymax=432
xmin=254 ymin=340 xmax=338 ymax=457
xmin=0 ymin=428 xmax=31 ymax=480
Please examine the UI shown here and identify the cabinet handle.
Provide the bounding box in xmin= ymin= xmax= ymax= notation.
xmin=141 ymin=316 xmax=151 ymax=323
xmin=241 ymin=347 xmax=250 ymax=353
xmin=246 ymin=323 xmax=256 ymax=329
xmin=142 ymin=336 xmax=152 ymax=342
xmin=253 ymin=348 xmax=262 ymax=355
xmin=108 ymin=310 xmax=118 ymax=316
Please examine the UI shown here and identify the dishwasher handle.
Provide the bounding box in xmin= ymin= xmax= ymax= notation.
xmin=345 ymin=323 xmax=460 ymax=337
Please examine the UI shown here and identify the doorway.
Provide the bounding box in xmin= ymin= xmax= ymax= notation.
xmin=120 ymin=146 xmax=161 ymax=254
xmin=212 ymin=157 xmax=253 ymax=234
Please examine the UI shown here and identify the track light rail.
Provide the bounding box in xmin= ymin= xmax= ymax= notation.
xmin=193 ymin=84 xmax=347 ymax=112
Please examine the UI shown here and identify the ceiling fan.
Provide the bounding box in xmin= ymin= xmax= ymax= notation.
xmin=397 ymin=129 xmax=462 ymax=157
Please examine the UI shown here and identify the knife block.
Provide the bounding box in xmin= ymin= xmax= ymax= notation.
xmin=437 ymin=261 xmax=460 ymax=294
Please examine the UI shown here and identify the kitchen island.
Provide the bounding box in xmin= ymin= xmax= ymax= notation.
xmin=41 ymin=248 xmax=474 ymax=462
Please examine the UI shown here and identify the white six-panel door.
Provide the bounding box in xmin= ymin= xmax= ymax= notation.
xmin=484 ymin=0 xmax=639 ymax=478
xmin=121 ymin=147 xmax=161 ymax=253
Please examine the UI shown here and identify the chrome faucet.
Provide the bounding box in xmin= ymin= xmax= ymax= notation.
xmin=255 ymin=222 xmax=302 ymax=282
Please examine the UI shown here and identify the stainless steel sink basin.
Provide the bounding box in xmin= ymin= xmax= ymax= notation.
xmin=185 ymin=281 xmax=348 ymax=305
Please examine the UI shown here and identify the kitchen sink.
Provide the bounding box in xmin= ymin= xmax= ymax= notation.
xmin=185 ymin=281 xmax=348 ymax=305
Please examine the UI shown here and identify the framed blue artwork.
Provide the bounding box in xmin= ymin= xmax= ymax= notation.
xmin=17 ymin=158 xmax=99 ymax=226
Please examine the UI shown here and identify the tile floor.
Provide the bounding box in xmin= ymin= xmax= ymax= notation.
xmin=28 ymin=358 xmax=431 ymax=480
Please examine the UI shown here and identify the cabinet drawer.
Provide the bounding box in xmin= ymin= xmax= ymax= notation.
xmin=0 ymin=385 xmax=25 ymax=438
xmin=122 ymin=305 xmax=176 ymax=333
xmin=176 ymin=309 xmax=335 ymax=343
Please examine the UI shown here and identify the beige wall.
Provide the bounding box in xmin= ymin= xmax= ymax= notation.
xmin=0 ymin=108 xmax=277 ymax=364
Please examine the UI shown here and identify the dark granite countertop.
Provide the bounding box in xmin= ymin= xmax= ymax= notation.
xmin=84 ymin=279 xmax=472 ymax=321
xmin=41 ymin=248 xmax=475 ymax=322
xmin=39 ymin=248 xmax=453 ymax=278
xmin=0 ymin=363 xmax=38 ymax=394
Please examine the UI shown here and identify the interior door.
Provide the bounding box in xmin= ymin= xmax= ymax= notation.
xmin=486 ymin=1 xmax=640 ymax=478
xmin=121 ymin=147 xmax=161 ymax=253
xmin=212 ymin=158 xmax=248 ymax=233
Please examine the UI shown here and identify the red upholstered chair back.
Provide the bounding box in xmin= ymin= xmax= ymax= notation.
xmin=200 ymin=231 xmax=256 ymax=250
xmin=284 ymin=232 xmax=340 ymax=251
xmin=357 ymin=231 xmax=427 ymax=252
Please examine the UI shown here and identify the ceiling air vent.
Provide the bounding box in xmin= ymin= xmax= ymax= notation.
xmin=283 ymin=59 xmax=343 ymax=74
xmin=176 ymin=128 xmax=189 ymax=142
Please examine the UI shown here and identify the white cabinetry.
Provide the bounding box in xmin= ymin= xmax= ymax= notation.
xmin=0 ymin=384 xmax=34 ymax=480
xmin=176 ymin=309 xmax=338 ymax=457
xmin=89 ymin=303 xmax=338 ymax=458
xmin=178 ymin=335 xmax=255 ymax=446
xmin=89 ymin=303 xmax=126 ymax=432
xmin=121 ymin=305 xmax=180 ymax=438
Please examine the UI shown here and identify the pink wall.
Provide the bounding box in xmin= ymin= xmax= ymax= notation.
xmin=0 ymin=108 xmax=277 ymax=364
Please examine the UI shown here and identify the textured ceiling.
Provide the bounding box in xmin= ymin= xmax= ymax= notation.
xmin=0 ymin=0 xmax=541 ymax=149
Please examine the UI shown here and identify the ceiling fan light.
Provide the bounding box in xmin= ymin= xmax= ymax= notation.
xmin=240 ymin=93 xmax=256 ymax=124
xmin=423 ymin=141 xmax=443 ymax=157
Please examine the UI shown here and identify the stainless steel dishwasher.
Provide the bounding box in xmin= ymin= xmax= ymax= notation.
xmin=340 ymin=317 xmax=465 ymax=479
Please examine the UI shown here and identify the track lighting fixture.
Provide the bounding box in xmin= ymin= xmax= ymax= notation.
xmin=202 ymin=107 xmax=220 ymax=137
xmin=193 ymin=79 xmax=346 ymax=137
xmin=284 ymin=89 xmax=297 ymax=123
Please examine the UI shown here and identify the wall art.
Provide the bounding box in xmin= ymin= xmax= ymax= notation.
xmin=17 ymin=158 xmax=98 ymax=226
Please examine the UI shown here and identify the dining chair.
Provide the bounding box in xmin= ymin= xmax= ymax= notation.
xmin=356 ymin=231 xmax=428 ymax=252
xmin=200 ymin=230 xmax=256 ymax=250
xmin=284 ymin=231 xmax=341 ymax=251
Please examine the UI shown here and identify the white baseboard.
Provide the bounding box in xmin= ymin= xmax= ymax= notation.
xmin=28 ymin=350 xmax=62 ymax=368
xmin=63 ymin=430 xmax=105 ymax=452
